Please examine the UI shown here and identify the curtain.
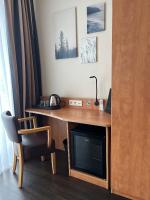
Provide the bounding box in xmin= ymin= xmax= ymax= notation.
xmin=4 ymin=0 xmax=42 ymax=117
xmin=0 ymin=0 xmax=13 ymax=174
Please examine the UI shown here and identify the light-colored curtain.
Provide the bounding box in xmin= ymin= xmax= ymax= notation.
xmin=0 ymin=0 xmax=14 ymax=174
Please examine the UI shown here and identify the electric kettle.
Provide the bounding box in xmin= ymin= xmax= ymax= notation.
xmin=49 ymin=94 xmax=61 ymax=110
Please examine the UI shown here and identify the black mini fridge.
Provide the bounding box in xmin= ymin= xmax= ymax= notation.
xmin=70 ymin=125 xmax=106 ymax=179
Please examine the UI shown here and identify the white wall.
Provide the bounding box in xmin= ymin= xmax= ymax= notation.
xmin=35 ymin=0 xmax=112 ymax=98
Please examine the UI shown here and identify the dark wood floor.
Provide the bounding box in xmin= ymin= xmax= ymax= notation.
xmin=0 ymin=151 xmax=128 ymax=200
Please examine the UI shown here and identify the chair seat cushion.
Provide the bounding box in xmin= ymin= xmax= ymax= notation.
xmin=22 ymin=132 xmax=47 ymax=147
xmin=21 ymin=133 xmax=55 ymax=160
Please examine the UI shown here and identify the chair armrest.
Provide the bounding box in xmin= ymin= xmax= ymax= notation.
xmin=18 ymin=126 xmax=50 ymax=134
xmin=18 ymin=116 xmax=37 ymax=128
xmin=18 ymin=126 xmax=52 ymax=147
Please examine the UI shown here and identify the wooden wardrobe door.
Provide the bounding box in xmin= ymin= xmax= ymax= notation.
xmin=112 ymin=0 xmax=150 ymax=199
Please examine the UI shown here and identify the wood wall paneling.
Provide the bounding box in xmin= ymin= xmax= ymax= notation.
xmin=41 ymin=96 xmax=107 ymax=111
xmin=112 ymin=0 xmax=150 ymax=199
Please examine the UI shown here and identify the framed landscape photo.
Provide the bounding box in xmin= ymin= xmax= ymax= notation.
xmin=54 ymin=7 xmax=78 ymax=59
xmin=87 ymin=3 xmax=105 ymax=34
xmin=80 ymin=36 xmax=97 ymax=64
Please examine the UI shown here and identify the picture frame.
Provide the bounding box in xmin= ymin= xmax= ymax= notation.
xmin=80 ymin=36 xmax=97 ymax=64
xmin=87 ymin=3 xmax=106 ymax=34
xmin=54 ymin=7 xmax=78 ymax=59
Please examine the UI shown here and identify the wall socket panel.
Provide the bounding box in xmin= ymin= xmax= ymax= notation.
xmin=69 ymin=99 xmax=83 ymax=107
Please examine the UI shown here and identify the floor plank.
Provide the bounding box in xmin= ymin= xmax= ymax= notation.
xmin=0 ymin=151 xmax=128 ymax=200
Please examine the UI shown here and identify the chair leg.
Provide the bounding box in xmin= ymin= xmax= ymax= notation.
xmin=18 ymin=144 xmax=24 ymax=188
xmin=51 ymin=152 xmax=56 ymax=174
xmin=12 ymin=152 xmax=17 ymax=173
xmin=41 ymin=155 xmax=45 ymax=162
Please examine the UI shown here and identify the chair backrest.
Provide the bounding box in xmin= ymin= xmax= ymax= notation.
xmin=1 ymin=111 xmax=22 ymax=143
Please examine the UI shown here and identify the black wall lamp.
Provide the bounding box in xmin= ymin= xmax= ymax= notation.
xmin=89 ymin=76 xmax=99 ymax=106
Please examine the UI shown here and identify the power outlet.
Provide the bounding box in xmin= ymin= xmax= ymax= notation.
xmin=86 ymin=100 xmax=91 ymax=107
xmin=69 ymin=100 xmax=82 ymax=107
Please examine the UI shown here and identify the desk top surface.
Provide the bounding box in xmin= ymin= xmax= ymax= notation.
xmin=26 ymin=107 xmax=111 ymax=127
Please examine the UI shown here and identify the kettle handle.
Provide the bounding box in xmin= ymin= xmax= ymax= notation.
xmin=55 ymin=94 xmax=61 ymax=105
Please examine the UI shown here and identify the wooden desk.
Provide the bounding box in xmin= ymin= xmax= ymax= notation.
xmin=26 ymin=107 xmax=111 ymax=189
xmin=26 ymin=107 xmax=111 ymax=127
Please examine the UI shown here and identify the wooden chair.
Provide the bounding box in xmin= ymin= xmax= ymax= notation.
xmin=1 ymin=111 xmax=56 ymax=188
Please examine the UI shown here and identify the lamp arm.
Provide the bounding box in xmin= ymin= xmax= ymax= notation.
xmin=95 ymin=77 xmax=99 ymax=106
xmin=89 ymin=76 xmax=99 ymax=106
xmin=96 ymin=77 xmax=98 ymax=101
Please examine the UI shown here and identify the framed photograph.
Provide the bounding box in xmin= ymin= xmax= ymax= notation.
xmin=54 ymin=7 xmax=78 ymax=59
xmin=80 ymin=37 xmax=97 ymax=64
xmin=87 ymin=3 xmax=105 ymax=34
